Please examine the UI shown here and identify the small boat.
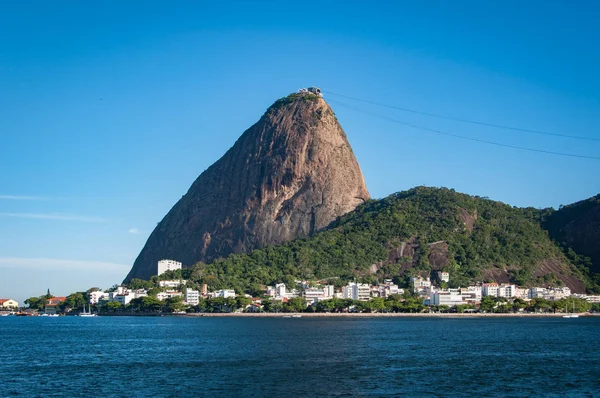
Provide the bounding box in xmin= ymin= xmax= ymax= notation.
xmin=79 ymin=304 xmax=97 ymax=317
xmin=291 ymin=314 xmax=303 ymax=318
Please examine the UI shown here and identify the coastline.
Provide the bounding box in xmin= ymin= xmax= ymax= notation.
xmin=184 ymin=312 xmax=600 ymax=318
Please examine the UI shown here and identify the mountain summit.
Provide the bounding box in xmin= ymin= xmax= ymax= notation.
xmin=125 ymin=92 xmax=370 ymax=281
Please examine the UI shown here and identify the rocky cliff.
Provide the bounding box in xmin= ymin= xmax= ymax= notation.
xmin=125 ymin=93 xmax=370 ymax=281
xmin=542 ymin=194 xmax=600 ymax=274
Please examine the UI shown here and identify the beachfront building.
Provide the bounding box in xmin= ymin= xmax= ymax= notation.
xmin=431 ymin=289 xmax=464 ymax=306
xmin=482 ymin=283 xmax=499 ymax=297
xmin=343 ymin=283 xmax=371 ymax=301
xmin=497 ymin=284 xmax=517 ymax=298
xmin=303 ymin=285 xmax=335 ymax=304
xmin=185 ymin=288 xmax=200 ymax=305
xmin=157 ymin=259 xmax=182 ymax=276
xmin=465 ymin=286 xmax=482 ymax=301
xmin=0 ymin=299 xmax=18 ymax=309
xmin=514 ymin=287 xmax=529 ymax=299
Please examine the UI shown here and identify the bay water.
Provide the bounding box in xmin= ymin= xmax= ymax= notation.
xmin=1 ymin=316 xmax=598 ymax=397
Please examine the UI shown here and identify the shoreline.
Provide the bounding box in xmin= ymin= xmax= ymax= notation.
xmin=184 ymin=312 xmax=600 ymax=318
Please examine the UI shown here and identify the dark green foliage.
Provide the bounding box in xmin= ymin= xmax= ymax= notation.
xmin=179 ymin=187 xmax=596 ymax=294
xmin=539 ymin=194 xmax=600 ymax=277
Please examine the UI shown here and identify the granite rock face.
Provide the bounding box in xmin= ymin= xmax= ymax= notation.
xmin=543 ymin=194 xmax=600 ymax=274
xmin=125 ymin=94 xmax=370 ymax=281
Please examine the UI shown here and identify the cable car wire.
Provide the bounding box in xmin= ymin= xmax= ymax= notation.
xmin=323 ymin=90 xmax=599 ymax=142
xmin=327 ymin=98 xmax=600 ymax=161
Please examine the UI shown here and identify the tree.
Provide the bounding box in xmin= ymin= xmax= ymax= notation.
xmin=106 ymin=301 xmax=122 ymax=312
xmin=64 ymin=292 xmax=86 ymax=311
xmin=141 ymin=296 xmax=162 ymax=312
xmin=512 ymin=298 xmax=527 ymax=313
xmin=263 ymin=299 xmax=283 ymax=313
xmin=479 ymin=296 xmax=496 ymax=313
xmin=236 ymin=296 xmax=252 ymax=311
xmin=24 ymin=296 xmax=45 ymax=310
xmin=128 ymin=278 xmax=154 ymax=291
xmin=283 ymin=297 xmax=307 ymax=313
xmin=165 ymin=296 xmax=186 ymax=313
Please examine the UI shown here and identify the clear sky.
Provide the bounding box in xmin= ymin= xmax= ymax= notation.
xmin=1 ymin=1 xmax=599 ymax=304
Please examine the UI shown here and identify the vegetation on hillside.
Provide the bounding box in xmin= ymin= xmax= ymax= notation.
xmin=152 ymin=187 xmax=596 ymax=294
xmin=537 ymin=194 xmax=600 ymax=283
xmin=267 ymin=93 xmax=320 ymax=113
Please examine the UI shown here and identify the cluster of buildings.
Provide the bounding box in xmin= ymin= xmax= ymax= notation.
xmin=263 ymin=280 xmax=403 ymax=305
xmin=6 ymin=258 xmax=600 ymax=314
xmin=410 ymin=273 xmax=600 ymax=307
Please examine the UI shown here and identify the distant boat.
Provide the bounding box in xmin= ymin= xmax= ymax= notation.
xmin=79 ymin=304 xmax=97 ymax=317
xmin=563 ymin=301 xmax=579 ymax=318
xmin=291 ymin=314 xmax=303 ymax=318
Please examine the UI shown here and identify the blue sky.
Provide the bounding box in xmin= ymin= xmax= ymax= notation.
xmin=1 ymin=1 xmax=599 ymax=304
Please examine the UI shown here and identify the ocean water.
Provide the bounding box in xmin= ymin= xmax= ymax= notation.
xmin=0 ymin=316 xmax=598 ymax=397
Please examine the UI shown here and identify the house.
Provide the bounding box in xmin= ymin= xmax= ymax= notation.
xmin=156 ymin=291 xmax=183 ymax=301
xmin=411 ymin=276 xmax=432 ymax=293
xmin=437 ymin=272 xmax=450 ymax=283
xmin=0 ymin=299 xmax=18 ymax=309
xmin=45 ymin=297 xmax=67 ymax=314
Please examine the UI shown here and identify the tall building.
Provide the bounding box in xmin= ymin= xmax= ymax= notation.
xmin=185 ymin=288 xmax=200 ymax=306
xmin=343 ymin=283 xmax=371 ymax=301
xmin=482 ymin=283 xmax=499 ymax=297
xmin=157 ymin=259 xmax=182 ymax=276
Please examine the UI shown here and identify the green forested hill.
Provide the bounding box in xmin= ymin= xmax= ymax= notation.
xmin=161 ymin=187 xmax=597 ymax=294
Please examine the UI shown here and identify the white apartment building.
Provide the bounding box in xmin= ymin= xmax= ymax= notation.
xmin=378 ymin=283 xmax=402 ymax=298
xmin=156 ymin=291 xmax=183 ymax=301
xmin=528 ymin=287 xmax=547 ymax=299
xmin=213 ymin=289 xmax=236 ymax=299
xmin=497 ymin=284 xmax=517 ymax=298
xmin=573 ymin=294 xmax=600 ymax=303
xmin=437 ymin=272 xmax=450 ymax=283
xmin=157 ymin=259 xmax=182 ymax=276
xmin=89 ymin=291 xmax=108 ymax=305
xmin=465 ymin=286 xmax=482 ymax=301
xmin=276 ymin=283 xmax=286 ymax=298
xmin=411 ymin=276 xmax=432 ymax=293
xmin=344 ymin=283 xmax=371 ymax=301
xmin=185 ymin=288 xmax=200 ymax=306
xmin=304 ymin=285 xmax=335 ymax=304
xmin=514 ymin=287 xmax=529 ymax=299
xmin=159 ymin=280 xmax=187 ymax=289
xmin=113 ymin=294 xmax=132 ymax=306
xmin=482 ymin=283 xmax=499 ymax=297
xmin=431 ymin=289 xmax=464 ymax=306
